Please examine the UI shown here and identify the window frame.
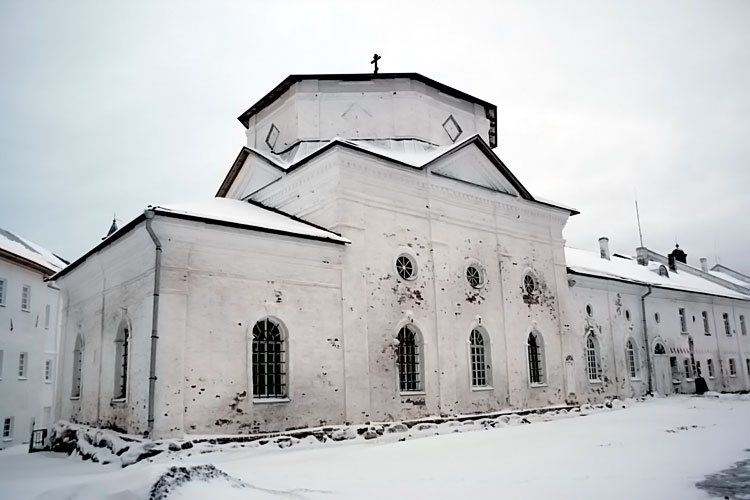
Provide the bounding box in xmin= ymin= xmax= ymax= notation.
xmin=44 ymin=359 xmax=52 ymax=383
xmin=469 ymin=327 xmax=491 ymax=389
xmin=723 ymin=313 xmax=732 ymax=336
xmin=683 ymin=358 xmax=693 ymax=381
xmin=728 ymin=358 xmax=737 ymax=377
xmin=702 ymin=311 xmax=711 ymax=335
xmin=71 ymin=334 xmax=84 ymax=399
xmin=18 ymin=352 xmax=28 ymax=379
xmin=678 ymin=308 xmax=688 ymax=334
xmin=707 ymin=358 xmax=715 ymax=379
xmin=0 ymin=277 xmax=6 ymax=306
xmin=395 ymin=253 xmax=418 ymax=282
xmin=251 ymin=317 xmax=289 ymax=401
xmin=625 ymin=339 xmax=639 ymax=380
xmin=113 ymin=320 xmax=130 ymax=401
xmin=741 ymin=315 xmax=747 ymax=336
xmin=2 ymin=417 xmax=13 ymax=441
xmin=465 ymin=260 xmax=485 ymax=289
xmin=21 ymin=284 xmax=31 ymax=312
xmin=396 ymin=324 xmax=424 ymax=394
xmin=585 ymin=332 xmax=601 ymax=382
xmin=527 ymin=331 xmax=546 ymax=386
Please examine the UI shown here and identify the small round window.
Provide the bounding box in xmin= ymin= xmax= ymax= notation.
xmin=585 ymin=304 xmax=593 ymax=317
xmin=395 ymin=254 xmax=417 ymax=281
xmin=466 ymin=264 xmax=484 ymax=288
xmin=523 ymin=274 xmax=536 ymax=295
xmin=625 ymin=309 xmax=631 ymax=321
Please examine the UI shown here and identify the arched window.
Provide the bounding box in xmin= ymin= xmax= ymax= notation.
xmin=527 ymin=331 xmax=545 ymax=385
xmin=71 ymin=334 xmax=83 ymax=398
xmin=625 ymin=339 xmax=639 ymax=379
xmin=252 ymin=318 xmax=287 ymax=398
xmin=585 ymin=332 xmax=601 ymax=382
xmin=113 ymin=320 xmax=130 ymax=399
xmin=397 ymin=325 xmax=423 ymax=392
xmin=469 ymin=328 xmax=491 ymax=387
xmin=653 ymin=342 xmax=666 ymax=355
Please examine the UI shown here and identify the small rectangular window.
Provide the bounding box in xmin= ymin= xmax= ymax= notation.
xmin=741 ymin=315 xmax=747 ymax=336
xmin=2 ymin=417 xmax=13 ymax=440
xmin=21 ymin=285 xmax=31 ymax=312
xmin=683 ymin=359 xmax=692 ymax=380
xmin=18 ymin=352 xmax=28 ymax=379
xmin=702 ymin=311 xmax=710 ymax=335
xmin=44 ymin=304 xmax=51 ymax=329
xmin=679 ymin=308 xmax=687 ymax=333
xmin=707 ymin=359 xmax=715 ymax=378
xmin=0 ymin=278 xmax=6 ymax=306
xmin=723 ymin=313 xmax=731 ymax=336
xmin=729 ymin=358 xmax=737 ymax=376
xmin=44 ymin=360 xmax=52 ymax=383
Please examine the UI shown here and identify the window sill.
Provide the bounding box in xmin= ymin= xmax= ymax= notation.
xmin=17 ymin=377 xmax=27 ymax=381
xmin=529 ymin=383 xmax=548 ymax=388
xmin=708 ymin=376 xmax=716 ymax=380
xmin=21 ymin=309 xmax=30 ymax=313
xmin=2 ymin=437 xmax=12 ymax=442
xmin=680 ymin=331 xmax=688 ymax=335
xmin=685 ymin=378 xmax=694 ymax=382
xmin=672 ymin=379 xmax=681 ymax=384
xmin=629 ymin=377 xmax=642 ymax=382
xmin=399 ymin=391 xmax=426 ymax=397
xmin=471 ymin=386 xmax=494 ymax=392
xmin=70 ymin=396 xmax=80 ymax=401
xmin=588 ymin=379 xmax=602 ymax=384
xmin=253 ymin=398 xmax=290 ymax=404
xmin=729 ymin=375 xmax=737 ymax=378
xmin=110 ymin=398 xmax=127 ymax=406
xmin=44 ymin=380 xmax=52 ymax=384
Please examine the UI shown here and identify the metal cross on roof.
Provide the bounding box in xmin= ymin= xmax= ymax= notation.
xmin=371 ymin=53 xmax=381 ymax=74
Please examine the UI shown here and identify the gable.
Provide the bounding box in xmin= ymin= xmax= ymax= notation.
xmin=427 ymin=144 xmax=521 ymax=196
xmin=222 ymin=150 xmax=284 ymax=200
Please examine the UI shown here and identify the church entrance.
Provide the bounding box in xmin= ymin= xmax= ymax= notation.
xmin=652 ymin=342 xmax=672 ymax=396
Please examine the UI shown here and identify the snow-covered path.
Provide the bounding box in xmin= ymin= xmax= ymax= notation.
xmin=1 ymin=395 xmax=749 ymax=500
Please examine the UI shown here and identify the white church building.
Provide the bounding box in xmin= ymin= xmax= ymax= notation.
xmin=50 ymin=73 xmax=750 ymax=439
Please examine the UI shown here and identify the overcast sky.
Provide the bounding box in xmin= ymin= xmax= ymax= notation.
xmin=1 ymin=0 xmax=749 ymax=274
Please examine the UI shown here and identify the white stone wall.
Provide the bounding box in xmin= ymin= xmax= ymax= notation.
xmin=245 ymin=78 xmax=492 ymax=153
xmin=0 ymin=258 xmax=60 ymax=448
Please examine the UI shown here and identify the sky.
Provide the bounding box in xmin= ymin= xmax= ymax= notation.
xmin=1 ymin=0 xmax=749 ymax=274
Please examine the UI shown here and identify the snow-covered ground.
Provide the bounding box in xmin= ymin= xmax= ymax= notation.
xmin=1 ymin=394 xmax=748 ymax=500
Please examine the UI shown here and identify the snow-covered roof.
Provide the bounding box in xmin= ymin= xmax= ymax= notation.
xmin=565 ymin=247 xmax=750 ymax=300
xmin=0 ymin=226 xmax=66 ymax=274
xmin=708 ymin=270 xmax=750 ymax=290
xmin=217 ymin=135 xmax=579 ymax=216
xmin=150 ymin=198 xmax=349 ymax=244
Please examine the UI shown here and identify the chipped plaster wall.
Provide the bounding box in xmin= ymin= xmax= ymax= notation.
xmin=55 ymin=226 xmax=155 ymax=435
xmin=254 ymin=148 xmax=572 ymax=423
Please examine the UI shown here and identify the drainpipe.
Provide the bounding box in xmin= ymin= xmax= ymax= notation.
xmin=144 ymin=210 xmax=162 ymax=437
xmin=641 ymin=285 xmax=653 ymax=394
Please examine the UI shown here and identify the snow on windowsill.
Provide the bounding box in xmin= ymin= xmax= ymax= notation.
xmin=529 ymin=383 xmax=547 ymax=388
xmin=399 ymin=391 xmax=426 ymax=397
xmin=253 ymin=398 xmax=290 ymax=404
xmin=110 ymin=398 xmax=127 ymax=406
xmin=17 ymin=377 xmax=27 ymax=381
xmin=588 ymin=379 xmax=602 ymax=385
xmin=70 ymin=396 xmax=80 ymax=401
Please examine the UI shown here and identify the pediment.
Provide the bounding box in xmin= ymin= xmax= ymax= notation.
xmin=427 ymin=144 xmax=521 ymax=196
xmin=223 ymin=151 xmax=283 ymax=200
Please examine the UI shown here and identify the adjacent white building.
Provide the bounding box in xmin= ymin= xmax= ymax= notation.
xmin=0 ymin=227 xmax=65 ymax=449
xmin=49 ymin=72 xmax=750 ymax=439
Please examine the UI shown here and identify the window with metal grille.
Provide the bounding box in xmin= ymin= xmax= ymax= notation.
xmin=729 ymin=358 xmax=736 ymax=376
xmin=395 ymin=255 xmax=416 ymax=281
xmin=397 ymin=325 xmax=422 ymax=392
xmin=113 ymin=321 xmax=129 ymax=399
xmin=626 ymin=339 xmax=638 ymax=379
xmin=679 ymin=308 xmax=687 ymax=333
xmin=707 ymin=358 xmax=715 ymax=378
xmin=702 ymin=311 xmax=710 ymax=335
xmin=252 ymin=318 xmax=287 ymax=398
xmin=723 ymin=313 xmax=731 ymax=336
xmin=527 ymin=332 xmax=544 ymax=384
xmin=71 ymin=335 xmax=83 ymax=398
xmin=469 ymin=328 xmax=490 ymax=387
xmin=586 ymin=333 xmax=600 ymax=381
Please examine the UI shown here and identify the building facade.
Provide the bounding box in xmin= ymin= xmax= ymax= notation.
xmin=0 ymin=227 xmax=65 ymax=449
xmin=50 ymin=73 xmax=750 ymax=439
